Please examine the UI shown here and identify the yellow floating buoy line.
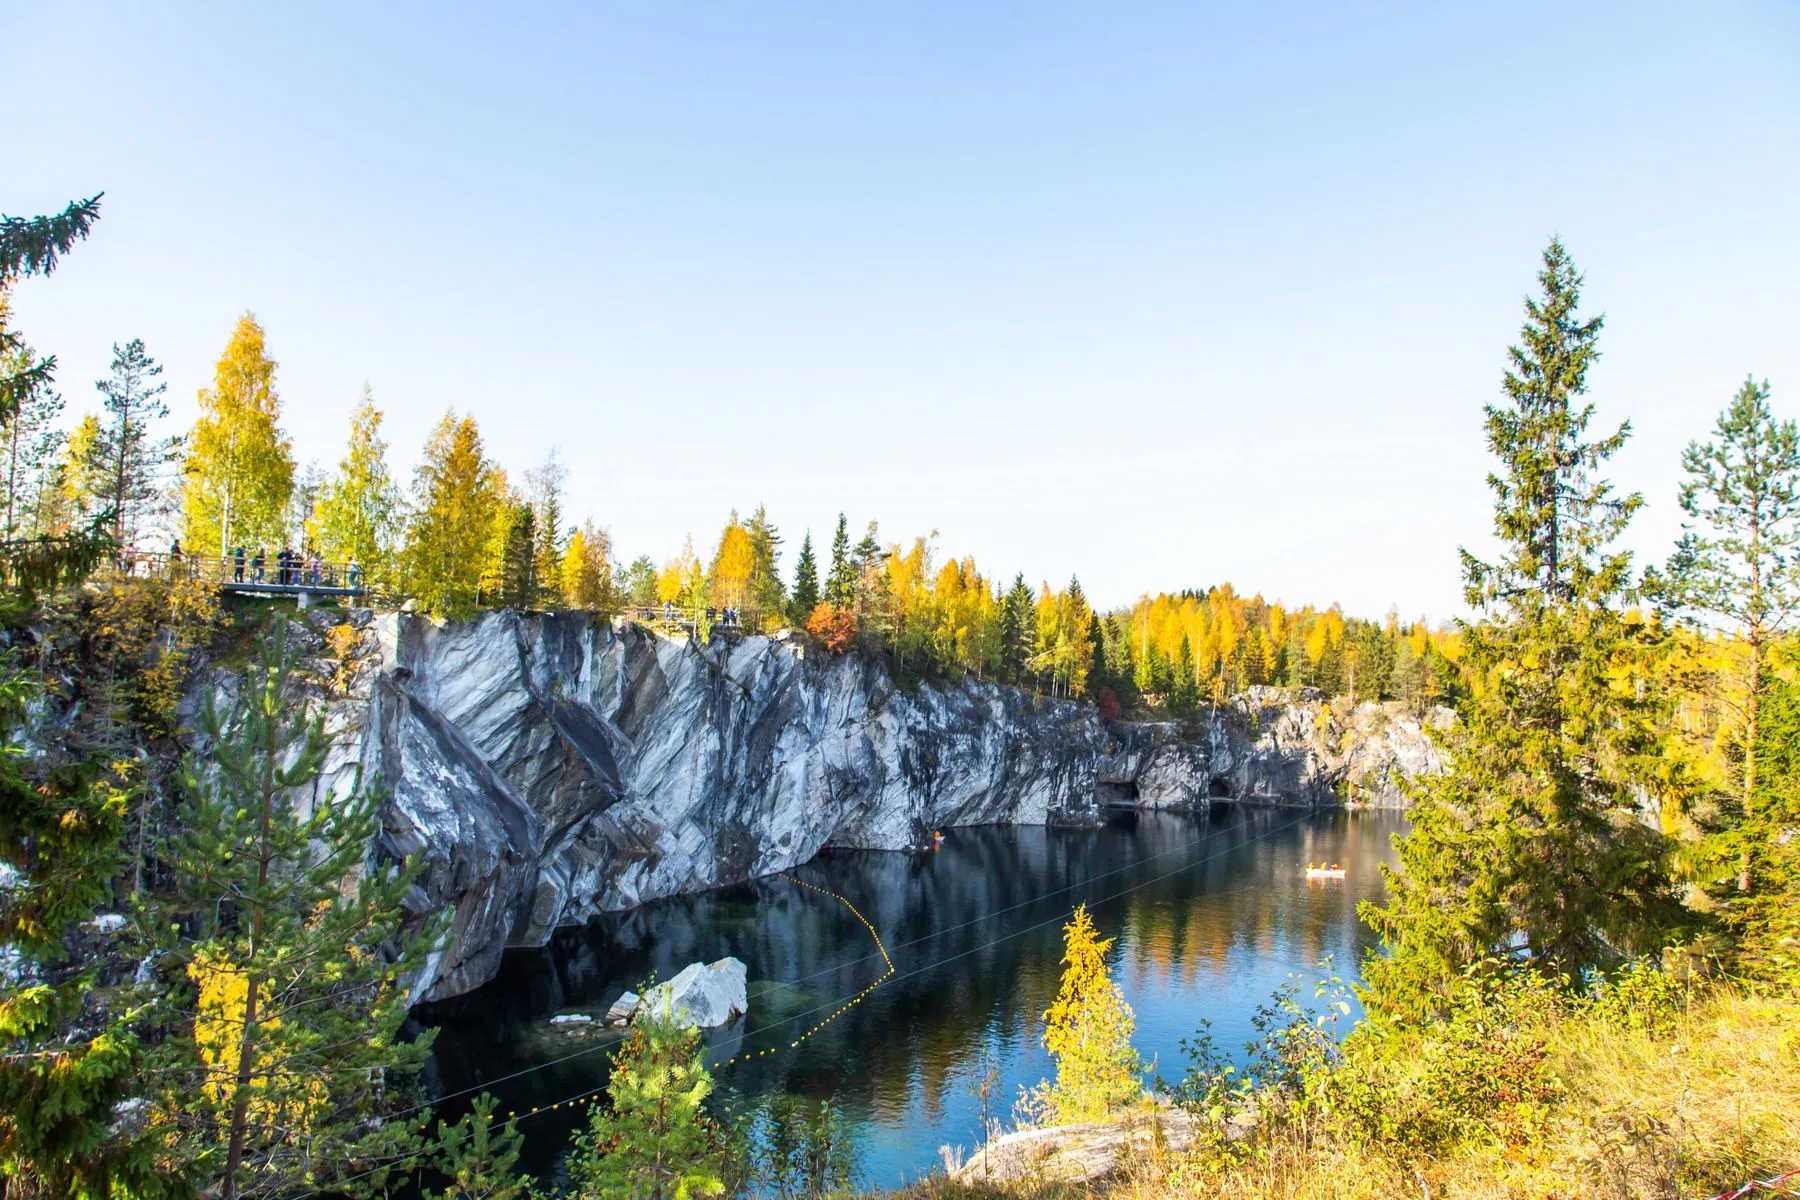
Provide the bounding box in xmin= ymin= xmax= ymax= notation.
xmin=499 ymin=871 xmax=895 ymax=1129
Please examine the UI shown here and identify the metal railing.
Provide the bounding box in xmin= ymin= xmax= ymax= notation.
xmin=97 ymin=550 xmax=370 ymax=596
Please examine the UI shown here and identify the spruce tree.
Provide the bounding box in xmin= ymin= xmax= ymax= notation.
xmin=999 ymin=574 xmax=1036 ymax=684
xmin=789 ymin=531 xmax=820 ymax=622
xmin=497 ymin=501 xmax=538 ymax=610
xmin=154 ymin=626 xmax=433 ymax=1199
xmin=92 ymin=339 xmax=179 ymax=547
xmin=1361 ymin=239 xmax=1679 ymax=1022
xmin=824 ymin=514 xmax=852 ymax=607
xmin=0 ymin=194 xmax=113 ymax=595
xmin=0 ymin=195 xmax=101 ymax=420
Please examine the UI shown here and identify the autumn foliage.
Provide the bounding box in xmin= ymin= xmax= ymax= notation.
xmin=805 ymin=602 xmax=857 ymax=653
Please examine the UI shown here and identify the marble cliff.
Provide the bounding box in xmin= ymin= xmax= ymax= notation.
xmin=186 ymin=612 xmax=1443 ymax=1001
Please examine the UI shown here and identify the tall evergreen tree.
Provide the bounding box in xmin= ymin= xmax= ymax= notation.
xmin=1361 ymin=239 xmax=1679 ymax=1022
xmin=91 ymin=339 xmax=178 ymax=547
xmin=181 ymin=315 xmax=294 ymax=558
xmin=402 ymin=412 xmax=501 ymax=618
xmin=1654 ymin=377 xmax=1800 ymax=894
xmin=524 ymin=449 xmax=567 ymax=607
xmin=496 ymin=501 xmax=538 ymax=610
xmin=154 ymin=627 xmax=433 ymax=1199
xmin=789 ymin=531 xmax=820 ymax=622
xmin=312 ymin=388 xmax=401 ymax=585
xmin=0 ymin=195 xmax=101 ymax=422
xmin=824 ymin=513 xmax=852 ymax=607
xmin=999 ymin=573 xmax=1036 ymax=684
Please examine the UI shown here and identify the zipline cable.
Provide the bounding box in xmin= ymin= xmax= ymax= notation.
xmin=401 ymin=805 xmax=1306 ymax=1118
xmin=330 ymin=804 xmax=1330 ymax=1192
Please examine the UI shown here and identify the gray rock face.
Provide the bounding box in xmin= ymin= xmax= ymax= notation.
xmin=1099 ymin=690 xmax=1449 ymax=810
xmin=203 ymin=611 xmax=1443 ymax=1003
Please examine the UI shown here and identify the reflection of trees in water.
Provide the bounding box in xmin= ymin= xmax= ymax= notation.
xmin=420 ymin=809 xmax=1402 ymax=1178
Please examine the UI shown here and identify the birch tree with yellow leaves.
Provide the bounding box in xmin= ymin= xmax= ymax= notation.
xmin=181 ymin=315 xmax=294 ymax=558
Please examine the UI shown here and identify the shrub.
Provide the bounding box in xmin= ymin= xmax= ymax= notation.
xmin=805 ymin=603 xmax=857 ymax=654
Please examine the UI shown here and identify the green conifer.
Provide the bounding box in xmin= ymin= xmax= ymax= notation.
xmin=789 ymin=531 xmax=820 ymax=622
xmin=566 ymin=996 xmax=727 ymax=1200
xmin=1361 ymin=239 xmax=1679 ymax=1022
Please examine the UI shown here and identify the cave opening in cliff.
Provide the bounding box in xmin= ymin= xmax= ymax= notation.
xmin=1207 ymin=776 xmax=1232 ymax=799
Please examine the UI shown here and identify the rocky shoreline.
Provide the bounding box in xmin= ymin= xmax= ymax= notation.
xmin=184 ymin=611 xmax=1445 ymax=1003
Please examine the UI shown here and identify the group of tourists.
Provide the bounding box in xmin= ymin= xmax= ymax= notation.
xmin=226 ymin=546 xmax=362 ymax=591
xmin=107 ymin=541 xmax=365 ymax=594
xmin=653 ymin=600 xmax=745 ymax=627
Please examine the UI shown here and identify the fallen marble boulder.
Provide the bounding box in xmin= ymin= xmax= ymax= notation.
xmin=603 ymin=990 xmax=640 ymax=1026
xmin=639 ymin=958 xmax=748 ymax=1029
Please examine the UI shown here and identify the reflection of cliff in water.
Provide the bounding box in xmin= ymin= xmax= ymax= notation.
xmin=420 ymin=807 xmax=1403 ymax=1187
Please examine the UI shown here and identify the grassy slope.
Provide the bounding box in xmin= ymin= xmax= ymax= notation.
xmin=887 ymin=986 xmax=1800 ymax=1200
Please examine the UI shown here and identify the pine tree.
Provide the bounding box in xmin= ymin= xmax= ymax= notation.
xmin=155 ymin=626 xmax=434 ymax=1199
xmin=1021 ymin=904 xmax=1141 ymax=1126
xmin=824 ymin=514 xmax=852 ymax=607
xmin=566 ymin=995 xmax=727 ymax=1200
xmin=0 ymin=661 xmax=169 ymax=1198
xmin=181 ymin=315 xmax=294 ymax=558
xmin=429 ymin=1094 xmax=535 ymax=1200
xmin=789 ymin=531 xmax=820 ymax=622
xmin=91 ymin=339 xmax=178 ymax=547
xmin=402 ymin=412 xmax=501 ymax=618
xmin=1360 ymin=239 xmax=1679 ymax=1022
xmin=1654 ymin=377 xmax=1800 ymax=897
xmin=312 ymin=388 xmax=401 ymax=586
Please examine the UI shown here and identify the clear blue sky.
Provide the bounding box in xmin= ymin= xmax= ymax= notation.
xmin=9 ymin=2 xmax=1798 ymax=618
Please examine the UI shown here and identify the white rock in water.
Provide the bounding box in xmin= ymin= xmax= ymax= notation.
xmin=641 ymin=958 xmax=748 ymax=1029
xmin=604 ymin=990 xmax=641 ymax=1024
xmin=549 ymin=1012 xmax=594 ymax=1025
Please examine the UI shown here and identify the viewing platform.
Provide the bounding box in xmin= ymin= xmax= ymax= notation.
xmin=95 ymin=549 xmax=370 ymax=608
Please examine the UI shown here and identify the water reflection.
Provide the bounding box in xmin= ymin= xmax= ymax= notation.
xmin=420 ymin=806 xmax=1402 ymax=1189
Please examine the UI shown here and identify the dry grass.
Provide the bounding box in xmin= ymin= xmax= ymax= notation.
xmin=880 ymin=987 xmax=1800 ymax=1200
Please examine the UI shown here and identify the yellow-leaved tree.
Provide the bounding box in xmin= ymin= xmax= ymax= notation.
xmin=1022 ymin=903 xmax=1142 ymax=1126
xmin=181 ymin=314 xmax=294 ymax=558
